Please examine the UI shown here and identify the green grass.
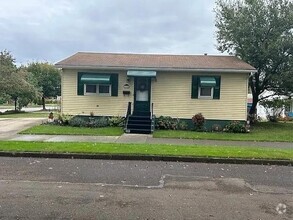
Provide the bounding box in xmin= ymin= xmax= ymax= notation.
xmin=0 ymin=141 xmax=292 ymax=160
xmin=20 ymin=125 xmax=124 ymax=136
xmin=0 ymin=112 xmax=50 ymax=118
xmin=154 ymin=122 xmax=293 ymax=142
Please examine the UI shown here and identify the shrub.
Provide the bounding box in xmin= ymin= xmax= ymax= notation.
xmin=109 ymin=116 xmax=125 ymax=127
xmin=155 ymin=116 xmax=179 ymax=130
xmin=192 ymin=113 xmax=205 ymax=131
xmin=88 ymin=117 xmax=109 ymax=128
xmin=68 ymin=117 xmax=88 ymax=127
xmin=56 ymin=114 xmax=73 ymax=125
xmin=211 ymin=124 xmax=223 ymax=132
xmin=177 ymin=121 xmax=188 ymax=130
xmin=224 ymin=121 xmax=248 ymax=133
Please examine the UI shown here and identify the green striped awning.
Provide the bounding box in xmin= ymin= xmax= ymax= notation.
xmin=127 ymin=70 xmax=156 ymax=77
xmin=80 ymin=74 xmax=111 ymax=84
xmin=200 ymin=77 xmax=216 ymax=87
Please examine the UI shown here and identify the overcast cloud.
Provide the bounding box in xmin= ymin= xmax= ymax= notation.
xmin=0 ymin=0 xmax=219 ymax=64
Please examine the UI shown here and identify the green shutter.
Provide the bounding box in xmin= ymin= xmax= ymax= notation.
xmin=213 ymin=76 xmax=221 ymax=99
xmin=77 ymin=72 xmax=84 ymax=95
xmin=111 ymin=74 xmax=118 ymax=96
xmin=191 ymin=76 xmax=199 ymax=99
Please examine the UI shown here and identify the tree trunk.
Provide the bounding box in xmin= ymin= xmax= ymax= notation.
xmin=14 ymin=97 xmax=17 ymax=111
xmin=249 ymin=97 xmax=258 ymax=115
xmin=42 ymin=97 xmax=46 ymax=110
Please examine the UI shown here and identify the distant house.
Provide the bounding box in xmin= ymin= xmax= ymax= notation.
xmin=55 ymin=52 xmax=256 ymax=133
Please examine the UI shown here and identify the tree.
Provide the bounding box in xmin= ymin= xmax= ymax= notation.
xmin=0 ymin=50 xmax=38 ymax=111
xmin=27 ymin=62 xmax=61 ymax=110
xmin=215 ymin=0 xmax=293 ymax=116
xmin=0 ymin=50 xmax=17 ymax=96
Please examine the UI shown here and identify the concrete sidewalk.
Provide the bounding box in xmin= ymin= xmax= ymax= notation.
xmin=5 ymin=133 xmax=293 ymax=149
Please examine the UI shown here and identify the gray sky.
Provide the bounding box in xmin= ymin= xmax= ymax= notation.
xmin=0 ymin=0 xmax=220 ymax=65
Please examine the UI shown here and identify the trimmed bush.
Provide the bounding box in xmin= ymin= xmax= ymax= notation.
xmin=224 ymin=121 xmax=248 ymax=133
xmin=155 ymin=116 xmax=189 ymax=130
xmin=68 ymin=117 xmax=88 ymax=127
xmin=192 ymin=113 xmax=205 ymax=131
xmin=88 ymin=117 xmax=109 ymax=128
xmin=109 ymin=116 xmax=125 ymax=127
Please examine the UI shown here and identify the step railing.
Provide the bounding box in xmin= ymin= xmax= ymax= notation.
xmin=124 ymin=102 xmax=132 ymax=132
xmin=151 ymin=102 xmax=155 ymax=133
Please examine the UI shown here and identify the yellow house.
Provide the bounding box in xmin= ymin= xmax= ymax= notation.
xmin=55 ymin=52 xmax=256 ymax=133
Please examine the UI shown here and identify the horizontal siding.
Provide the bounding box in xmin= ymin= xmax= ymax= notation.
xmin=61 ymin=70 xmax=132 ymax=116
xmin=152 ymin=72 xmax=248 ymax=120
xmin=62 ymin=70 xmax=248 ymax=120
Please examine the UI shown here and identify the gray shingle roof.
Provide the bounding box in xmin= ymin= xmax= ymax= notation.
xmin=55 ymin=52 xmax=256 ymax=72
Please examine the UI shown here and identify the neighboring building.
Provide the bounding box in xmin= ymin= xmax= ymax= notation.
xmin=55 ymin=52 xmax=256 ymax=133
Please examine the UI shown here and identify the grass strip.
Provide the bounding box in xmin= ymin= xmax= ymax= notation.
xmin=154 ymin=122 xmax=293 ymax=142
xmin=0 ymin=141 xmax=292 ymax=160
xmin=20 ymin=125 xmax=124 ymax=136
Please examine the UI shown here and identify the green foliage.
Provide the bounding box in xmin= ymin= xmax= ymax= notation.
xmin=68 ymin=116 xmax=110 ymax=128
xmin=155 ymin=116 xmax=178 ymax=130
xmin=26 ymin=62 xmax=61 ymax=109
xmin=224 ymin=121 xmax=248 ymax=133
xmin=108 ymin=116 xmax=125 ymax=127
xmin=192 ymin=113 xmax=205 ymax=131
xmin=88 ymin=117 xmax=109 ymax=128
xmin=215 ymin=0 xmax=293 ymax=114
xmin=56 ymin=114 xmax=73 ymax=125
xmin=0 ymin=51 xmax=39 ymax=110
xmin=211 ymin=124 xmax=223 ymax=132
xmin=68 ymin=117 xmax=88 ymax=127
xmin=155 ymin=116 xmax=188 ymax=130
xmin=177 ymin=121 xmax=189 ymax=130
xmin=260 ymin=98 xmax=291 ymax=122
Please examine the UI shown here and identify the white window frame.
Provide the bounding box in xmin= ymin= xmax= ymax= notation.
xmin=198 ymin=87 xmax=214 ymax=99
xmin=84 ymin=84 xmax=97 ymax=95
xmin=84 ymin=84 xmax=111 ymax=96
xmin=98 ymin=84 xmax=111 ymax=96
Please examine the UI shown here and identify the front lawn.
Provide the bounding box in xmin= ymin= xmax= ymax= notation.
xmin=0 ymin=141 xmax=292 ymax=160
xmin=154 ymin=122 xmax=293 ymax=142
xmin=20 ymin=124 xmax=124 ymax=136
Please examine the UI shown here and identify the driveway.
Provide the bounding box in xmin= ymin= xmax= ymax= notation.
xmin=0 ymin=118 xmax=44 ymax=139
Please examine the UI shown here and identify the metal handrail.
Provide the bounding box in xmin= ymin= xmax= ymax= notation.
xmin=151 ymin=102 xmax=154 ymax=119
xmin=125 ymin=102 xmax=132 ymax=131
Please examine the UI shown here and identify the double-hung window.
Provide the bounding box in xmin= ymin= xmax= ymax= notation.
xmin=191 ymin=76 xmax=221 ymax=100
xmin=77 ymin=73 xmax=118 ymax=97
xmin=84 ymin=84 xmax=111 ymax=96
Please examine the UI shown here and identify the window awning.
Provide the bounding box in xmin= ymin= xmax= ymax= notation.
xmin=127 ymin=70 xmax=157 ymax=77
xmin=80 ymin=74 xmax=111 ymax=84
xmin=200 ymin=77 xmax=216 ymax=87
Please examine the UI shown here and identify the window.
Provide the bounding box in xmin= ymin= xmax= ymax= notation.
xmin=191 ymin=76 xmax=221 ymax=99
xmin=85 ymin=84 xmax=97 ymax=95
xmin=77 ymin=72 xmax=118 ymax=97
xmin=84 ymin=84 xmax=111 ymax=96
xmin=98 ymin=84 xmax=111 ymax=96
xmin=199 ymin=87 xmax=213 ymax=99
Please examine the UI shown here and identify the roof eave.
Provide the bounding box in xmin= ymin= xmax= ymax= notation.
xmin=55 ymin=64 xmax=257 ymax=73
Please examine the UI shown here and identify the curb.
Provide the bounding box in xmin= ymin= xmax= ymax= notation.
xmin=0 ymin=151 xmax=292 ymax=166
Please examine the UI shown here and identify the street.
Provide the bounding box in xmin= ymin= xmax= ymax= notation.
xmin=0 ymin=157 xmax=292 ymax=219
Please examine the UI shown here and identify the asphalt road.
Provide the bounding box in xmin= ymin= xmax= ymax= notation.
xmin=0 ymin=157 xmax=292 ymax=219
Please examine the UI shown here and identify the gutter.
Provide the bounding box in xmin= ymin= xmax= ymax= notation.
xmin=55 ymin=64 xmax=257 ymax=74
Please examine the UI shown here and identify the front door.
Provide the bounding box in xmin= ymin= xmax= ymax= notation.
xmin=134 ymin=77 xmax=151 ymax=114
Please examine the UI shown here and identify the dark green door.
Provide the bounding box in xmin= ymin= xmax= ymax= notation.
xmin=134 ymin=77 xmax=151 ymax=114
